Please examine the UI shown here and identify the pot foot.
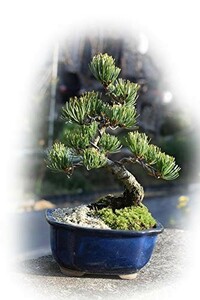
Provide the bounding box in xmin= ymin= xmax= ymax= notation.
xmin=60 ymin=266 xmax=85 ymax=277
xmin=119 ymin=273 xmax=137 ymax=280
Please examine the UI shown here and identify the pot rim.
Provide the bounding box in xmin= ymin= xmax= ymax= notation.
xmin=45 ymin=208 xmax=164 ymax=236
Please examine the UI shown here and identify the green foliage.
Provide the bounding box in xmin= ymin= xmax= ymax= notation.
xmin=125 ymin=131 xmax=150 ymax=158
xmin=144 ymin=144 xmax=161 ymax=165
xmin=125 ymin=131 xmax=181 ymax=180
xmin=99 ymin=133 xmax=122 ymax=153
xmin=64 ymin=122 xmax=98 ymax=150
xmin=61 ymin=91 xmax=104 ymax=125
xmin=83 ymin=148 xmax=107 ymax=170
xmin=104 ymin=104 xmax=137 ymax=128
xmin=96 ymin=204 xmax=156 ymax=230
xmin=107 ymin=78 xmax=139 ymax=106
xmin=65 ymin=130 xmax=90 ymax=150
xmin=46 ymin=142 xmax=80 ymax=177
xmin=89 ymin=53 xmax=121 ymax=85
xmin=152 ymin=153 xmax=181 ymax=180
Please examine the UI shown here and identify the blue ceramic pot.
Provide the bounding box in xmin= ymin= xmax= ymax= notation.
xmin=46 ymin=208 xmax=164 ymax=278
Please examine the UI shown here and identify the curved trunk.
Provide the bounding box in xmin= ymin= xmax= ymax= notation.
xmin=106 ymin=159 xmax=144 ymax=206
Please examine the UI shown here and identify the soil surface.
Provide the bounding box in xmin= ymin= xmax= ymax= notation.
xmin=52 ymin=205 xmax=110 ymax=229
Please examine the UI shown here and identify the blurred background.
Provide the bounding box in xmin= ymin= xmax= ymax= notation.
xmin=14 ymin=30 xmax=200 ymax=259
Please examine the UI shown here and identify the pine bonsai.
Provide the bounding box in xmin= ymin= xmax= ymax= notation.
xmin=46 ymin=53 xmax=180 ymax=230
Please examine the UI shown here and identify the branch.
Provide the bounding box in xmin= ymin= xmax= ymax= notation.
xmin=117 ymin=156 xmax=161 ymax=179
xmin=93 ymin=126 xmax=106 ymax=146
xmin=118 ymin=157 xmax=136 ymax=165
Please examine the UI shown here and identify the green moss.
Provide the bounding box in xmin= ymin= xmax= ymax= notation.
xmin=96 ymin=204 xmax=157 ymax=230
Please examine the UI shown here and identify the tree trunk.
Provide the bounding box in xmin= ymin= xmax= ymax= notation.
xmin=106 ymin=159 xmax=144 ymax=206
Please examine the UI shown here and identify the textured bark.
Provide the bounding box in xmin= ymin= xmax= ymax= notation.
xmin=106 ymin=159 xmax=144 ymax=206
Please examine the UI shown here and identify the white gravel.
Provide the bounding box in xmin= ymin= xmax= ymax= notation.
xmin=52 ymin=205 xmax=111 ymax=229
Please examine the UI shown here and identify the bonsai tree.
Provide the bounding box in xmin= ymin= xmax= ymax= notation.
xmin=46 ymin=53 xmax=180 ymax=230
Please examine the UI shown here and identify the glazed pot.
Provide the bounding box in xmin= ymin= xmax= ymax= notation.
xmin=46 ymin=208 xmax=164 ymax=279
